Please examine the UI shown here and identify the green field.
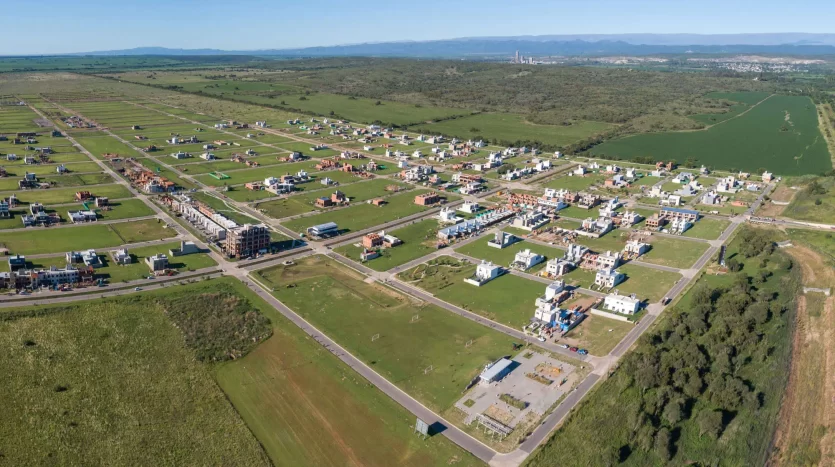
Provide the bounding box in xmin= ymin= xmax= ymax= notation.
xmin=688 ymin=91 xmax=772 ymax=125
xmin=74 ymin=135 xmax=144 ymax=158
xmin=562 ymin=263 xmax=681 ymax=302
xmin=335 ymin=219 xmax=442 ymax=271
xmin=541 ymin=174 xmax=605 ymax=191
xmin=590 ymin=94 xmax=831 ymax=176
xmin=0 ymin=219 xmax=174 ymax=254
xmin=0 ymin=287 xmax=270 ymax=465
xmin=399 ymin=258 xmax=545 ymax=327
xmin=91 ymin=241 xmax=217 ymax=282
xmin=415 ymin=113 xmax=615 ymax=147
xmin=639 ymin=236 xmax=709 ymax=269
xmin=681 ymin=217 xmax=731 ymax=240
xmin=254 ymin=255 xmax=516 ymax=412
xmin=0 ymin=184 xmax=133 ymax=205
xmin=456 ymin=235 xmax=565 ymax=273
xmin=282 ymin=189 xmax=440 ymax=235
xmin=562 ymin=314 xmax=635 ymax=356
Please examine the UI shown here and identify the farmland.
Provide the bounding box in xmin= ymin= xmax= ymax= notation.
xmin=590 ymin=94 xmax=831 ymax=175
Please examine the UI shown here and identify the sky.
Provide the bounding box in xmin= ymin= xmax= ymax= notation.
xmin=3 ymin=0 xmax=835 ymax=55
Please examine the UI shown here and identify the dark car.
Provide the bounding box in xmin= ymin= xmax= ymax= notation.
xmin=569 ymin=346 xmax=579 ymax=352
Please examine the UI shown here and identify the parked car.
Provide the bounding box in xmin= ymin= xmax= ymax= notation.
xmin=560 ymin=344 xmax=570 ymax=349
xmin=569 ymin=346 xmax=579 ymax=352
xmin=134 ymin=287 xmax=142 ymax=291
xmin=578 ymin=349 xmax=588 ymax=355
xmin=537 ymin=336 xmax=546 ymax=342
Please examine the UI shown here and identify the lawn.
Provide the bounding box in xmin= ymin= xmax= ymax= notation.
xmin=590 ymin=94 xmax=831 ymax=176
xmin=541 ymin=174 xmax=605 ymax=191
xmin=414 ymin=113 xmax=615 ymax=147
xmin=0 ymin=289 xmax=270 ymax=465
xmin=681 ymin=217 xmax=731 ymax=240
xmin=639 ymin=236 xmax=710 ymax=269
xmin=398 ymin=258 xmax=545 ymax=328
xmin=74 ymin=135 xmax=144 ymax=158
xmin=0 ymin=219 xmax=175 ymax=255
xmin=93 ymin=198 xmax=156 ymax=220
xmin=456 ymin=235 xmax=565 ymax=273
xmin=335 ymin=219 xmax=442 ymax=271
xmin=282 ymin=189 xmax=441 ymax=235
xmin=562 ymin=263 xmax=681 ymax=302
xmin=93 ymin=241 xmax=217 ymax=283
xmin=254 ymin=255 xmax=517 ymax=412
xmin=0 ymin=184 xmax=133 ymax=205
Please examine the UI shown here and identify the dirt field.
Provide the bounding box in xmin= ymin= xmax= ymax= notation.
xmin=758 ymin=185 xmax=797 ymax=217
xmin=769 ymin=245 xmax=835 ymax=465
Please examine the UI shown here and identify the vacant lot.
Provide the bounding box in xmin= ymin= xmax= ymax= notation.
xmin=335 ymin=219 xmax=441 ymax=271
xmin=0 ymin=184 xmax=133 ymax=205
xmin=400 ymin=258 xmax=545 ymax=327
xmin=591 ymin=94 xmax=831 ymax=175
xmin=456 ymin=235 xmax=565 ymax=273
xmin=681 ymin=217 xmax=730 ymax=240
xmin=0 ymin=292 xmax=270 ymax=465
xmin=563 ymin=314 xmax=635 ymax=356
xmin=255 ymin=255 xmax=516 ymax=412
xmin=0 ymin=219 xmax=174 ymax=254
xmin=640 ymin=236 xmax=709 ymax=269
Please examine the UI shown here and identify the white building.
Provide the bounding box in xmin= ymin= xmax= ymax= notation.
xmin=595 ymin=251 xmax=621 ymax=269
xmin=512 ymin=210 xmax=549 ymax=231
xmin=438 ymin=207 xmax=462 ymax=224
xmin=458 ymin=201 xmax=480 ymax=214
xmin=511 ymin=249 xmax=545 ymax=271
xmin=619 ymin=210 xmax=643 ymax=228
xmin=669 ymin=217 xmax=691 ymax=235
xmin=464 ymin=261 xmax=503 ymax=286
xmin=623 ymin=240 xmax=651 ymax=257
xmin=545 ymin=258 xmax=573 ymax=277
xmin=112 ymin=248 xmax=132 ymax=265
xmin=603 ymin=292 xmax=641 ymax=315
xmin=487 ymin=231 xmax=517 ymax=249
xmin=595 ymin=267 xmax=624 ymax=289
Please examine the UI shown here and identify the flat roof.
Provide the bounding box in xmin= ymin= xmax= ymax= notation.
xmin=480 ymin=358 xmax=514 ymax=381
xmin=661 ymin=207 xmax=699 ymax=215
xmin=310 ymin=222 xmax=338 ymax=232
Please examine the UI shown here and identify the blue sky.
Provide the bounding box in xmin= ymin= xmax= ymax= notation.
xmin=3 ymin=0 xmax=835 ymax=55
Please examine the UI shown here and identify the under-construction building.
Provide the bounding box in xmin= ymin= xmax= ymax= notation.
xmin=224 ymin=224 xmax=271 ymax=258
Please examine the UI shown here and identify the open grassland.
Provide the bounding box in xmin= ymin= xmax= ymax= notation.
xmin=681 ymin=217 xmax=731 ymax=240
xmin=254 ymin=255 xmax=516 ymax=412
xmin=214 ymin=278 xmax=481 ymax=467
xmin=456 ymin=235 xmax=565 ymax=273
xmin=259 ymin=179 xmax=410 ymax=220
xmin=93 ymin=241 xmax=217 ymax=282
xmin=399 ymin=257 xmax=544 ymax=328
xmin=335 ymin=219 xmax=442 ymax=271
xmin=784 ymin=175 xmax=835 ymax=223
xmin=528 ymin=228 xmax=798 ymax=466
xmin=0 ymin=219 xmax=174 ymax=254
xmin=562 ymin=314 xmax=635 ymax=356
xmin=0 ymin=289 xmax=270 ymax=466
xmin=282 ymin=189 xmax=441 ymax=235
xmin=688 ymin=91 xmax=771 ymax=125
xmin=73 ymin=135 xmax=144 ymax=159
xmin=541 ymin=173 xmax=605 ymax=191
xmin=590 ymin=94 xmax=831 ymax=176
xmin=562 ymin=264 xmax=680 ymax=302
xmin=414 ymin=113 xmax=615 ymax=147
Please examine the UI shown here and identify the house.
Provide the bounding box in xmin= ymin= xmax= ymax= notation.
xmin=595 ymin=267 xmax=625 ymax=289
xmin=383 ymin=233 xmax=402 ymax=247
xmin=439 ymin=207 xmax=462 ymax=223
xmin=762 ymin=171 xmax=774 ymax=182
xmin=66 ymin=250 xmax=101 ymax=268
xmin=603 ymin=292 xmax=641 ymax=314
xmin=201 ymin=152 xmax=216 ymax=161
xmin=511 ymin=249 xmax=545 ymax=271
xmin=669 ymin=217 xmax=692 ymax=235
xmin=8 ymin=255 xmax=26 ymax=271
xmin=577 ymin=193 xmax=600 ymax=209
xmin=619 ymin=210 xmax=643 ymax=228
xmin=645 ymin=214 xmax=665 ymax=230
xmin=716 ymin=176 xmax=739 ymax=193
xmin=661 ymin=194 xmax=682 ymax=206
xmin=75 ymin=191 xmax=93 ymax=201
xmin=414 ymin=192 xmax=441 ymax=206
xmin=438 ymin=219 xmax=482 ymax=240
xmin=595 ymin=251 xmax=621 ymax=269
xmin=577 ymin=217 xmax=613 ymax=238
xmin=169 ymin=240 xmax=199 ymax=257
xmin=67 ymin=210 xmax=97 ymax=223
xmin=315 ymin=197 xmax=333 ymax=208
xmin=360 ymin=249 xmax=380 ymax=261
xmin=660 ymin=207 xmax=699 ymax=223
xmin=0 ymin=199 xmax=9 ymax=218
xmin=146 ymin=254 xmax=169 ymax=272
xmin=464 ymin=261 xmax=503 ymax=286
xmin=623 ymin=240 xmax=651 ymax=258
xmin=573 ymin=166 xmax=587 ymax=176
xmin=112 ymin=248 xmax=132 ymax=265
xmin=702 ymin=190 xmax=721 ymax=205
xmin=362 ymin=233 xmax=384 ymax=249
xmin=458 ymin=201 xmax=480 ymax=214
xmin=487 ymin=231 xmax=518 ymax=249
xmin=512 ymin=210 xmax=549 ymax=231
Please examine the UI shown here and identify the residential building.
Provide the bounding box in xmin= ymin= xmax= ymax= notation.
xmin=112 ymin=248 xmax=132 ymax=265
xmin=512 ymin=210 xmax=549 ymax=231
xmin=438 ymin=207 xmax=462 ymax=223
xmin=438 ymin=219 xmax=481 ymax=240
xmin=146 ymin=254 xmax=169 ymax=272
xmin=488 ymin=231 xmax=517 ymax=249
xmin=464 ymin=261 xmax=502 ymax=286
xmin=595 ymin=251 xmax=621 ymax=269
xmin=595 ymin=267 xmax=625 ymax=289
xmin=362 ymin=233 xmax=384 ymax=249
xmin=224 ymin=224 xmax=271 ymax=258
xmin=8 ymin=255 xmax=26 ymax=271
xmin=545 ymin=258 xmax=574 ymax=277
xmin=603 ymin=292 xmax=641 ymax=314
xmin=66 ymin=249 xmax=101 ymax=268
xmin=67 ymin=210 xmax=97 ymax=223
xmin=660 ymin=207 xmax=700 ymax=223
xmin=511 ymin=249 xmax=545 ymax=271
xmin=0 ymin=199 xmax=9 ymax=218
xmin=762 ymin=171 xmax=774 ymax=182
xmin=623 ymin=240 xmax=651 ymax=258
xmin=645 ymin=213 xmax=665 ymax=230
xmin=414 ymin=192 xmax=441 ymax=206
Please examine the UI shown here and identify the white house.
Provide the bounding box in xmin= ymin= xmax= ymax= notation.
xmin=458 ymin=201 xmax=480 ymax=214
xmin=595 ymin=267 xmax=624 ymax=289
xmin=438 ymin=207 xmax=462 ymax=224
xmin=511 ymin=249 xmax=545 ymax=271
xmin=465 ymin=261 xmax=503 ymax=286
xmin=487 ymin=231 xmax=517 ymax=249
xmin=595 ymin=251 xmax=621 ymax=270
xmin=512 ymin=210 xmax=549 ymax=231
xmin=603 ymin=292 xmax=641 ymax=314
xmin=623 ymin=240 xmax=651 ymax=257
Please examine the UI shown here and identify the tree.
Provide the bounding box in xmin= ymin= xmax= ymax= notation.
xmin=697 ymin=409 xmax=724 ymax=439
xmin=726 ymin=258 xmax=741 ymax=272
xmin=662 ymin=400 xmax=683 ymax=426
xmin=654 ymin=427 xmax=672 ymax=461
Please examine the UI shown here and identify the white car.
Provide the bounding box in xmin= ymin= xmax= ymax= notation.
xmin=134 ymin=287 xmax=142 ymax=291
xmin=537 ymin=336 xmax=546 ymax=342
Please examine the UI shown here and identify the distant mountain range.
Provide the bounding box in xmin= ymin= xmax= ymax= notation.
xmin=78 ymin=33 xmax=835 ymax=58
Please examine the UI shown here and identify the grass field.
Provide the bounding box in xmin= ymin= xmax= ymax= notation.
xmin=784 ymin=176 xmax=835 ymax=223
xmin=399 ymin=258 xmax=545 ymax=328
xmin=93 ymin=241 xmax=217 ymax=282
xmin=74 ymin=135 xmax=144 ymax=158
xmin=590 ymin=94 xmax=831 ymax=176
xmin=254 ymin=255 xmax=517 ymax=412
xmin=415 ymin=113 xmax=615 ymax=147
xmin=562 ymin=263 xmax=681 ymax=302
xmin=681 ymin=217 xmax=731 ymax=240
xmin=214 ymin=278 xmax=480 ymax=467
xmin=562 ymin=314 xmax=635 ymax=356
xmin=456 ymin=235 xmax=565 ymax=273
xmin=0 ymin=219 xmax=174 ymax=254
xmin=639 ymin=236 xmax=709 ymax=269
xmin=0 ymin=290 xmax=270 ymax=465
xmin=335 ymin=219 xmax=442 ymax=271
xmin=688 ymin=91 xmax=772 ymax=125
xmin=541 ymin=174 xmax=605 ymax=191
xmin=282 ymin=189 xmax=440 ymax=235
